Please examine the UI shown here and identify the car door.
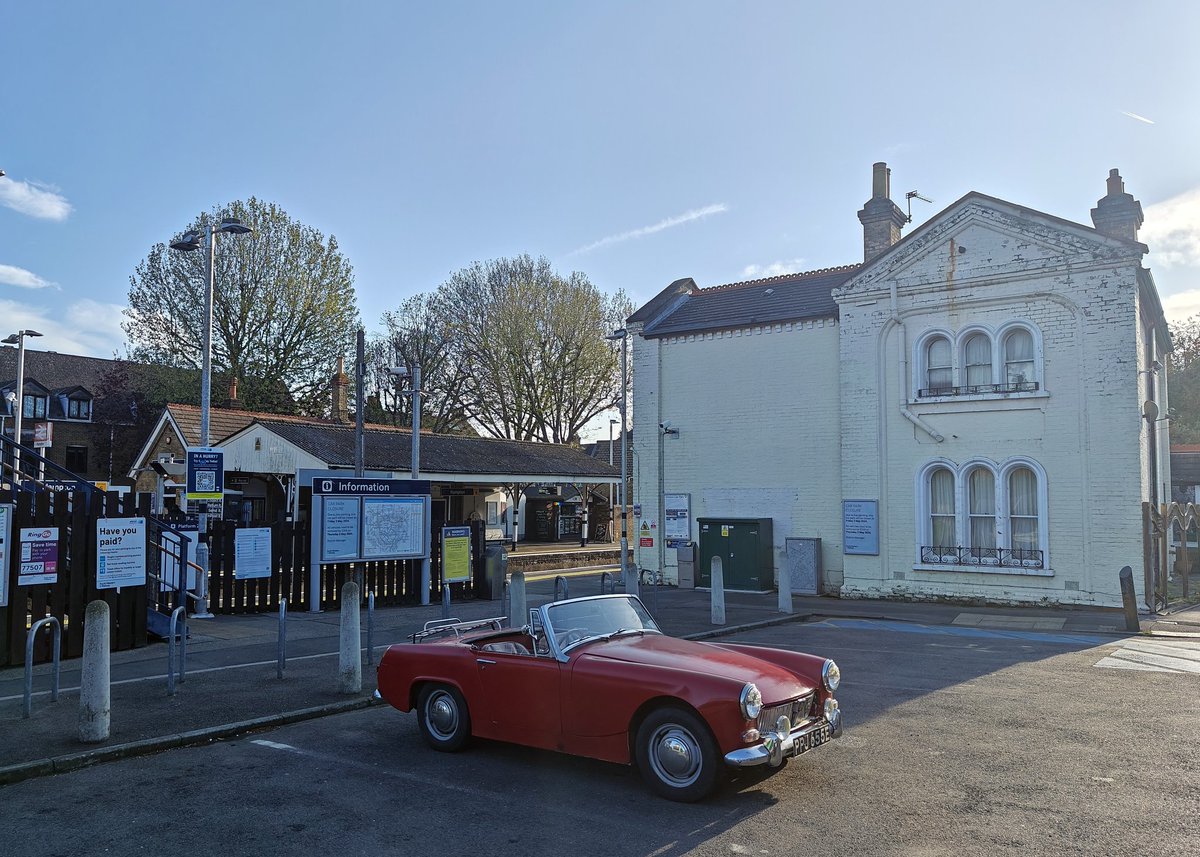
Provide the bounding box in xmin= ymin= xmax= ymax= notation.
xmin=475 ymin=651 xmax=563 ymax=750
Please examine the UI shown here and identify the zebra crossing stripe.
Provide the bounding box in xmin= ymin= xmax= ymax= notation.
xmin=1094 ymin=638 xmax=1200 ymax=674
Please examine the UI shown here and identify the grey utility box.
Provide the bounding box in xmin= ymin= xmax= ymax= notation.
xmin=676 ymin=542 xmax=696 ymax=589
xmin=784 ymin=537 xmax=822 ymax=595
xmin=484 ymin=544 xmax=509 ymax=600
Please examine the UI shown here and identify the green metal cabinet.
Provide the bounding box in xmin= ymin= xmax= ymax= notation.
xmin=697 ymin=517 xmax=774 ymax=591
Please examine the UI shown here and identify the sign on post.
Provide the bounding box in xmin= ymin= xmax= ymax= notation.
xmin=234 ymin=528 xmax=273 ymax=579
xmin=442 ymin=526 xmax=472 ymax=583
xmin=33 ymin=422 xmax=52 ymax=448
xmin=19 ymin=527 xmax=59 ymax=586
xmin=0 ymin=504 xmax=11 ymax=607
xmin=186 ymin=447 xmax=224 ymax=501
xmin=97 ymin=517 xmax=147 ymax=589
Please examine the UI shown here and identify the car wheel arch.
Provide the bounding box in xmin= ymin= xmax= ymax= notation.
xmin=409 ymin=677 xmax=467 ymax=712
xmin=626 ymin=696 xmax=711 ymax=764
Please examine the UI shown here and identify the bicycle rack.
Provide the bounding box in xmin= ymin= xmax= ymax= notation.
xmin=24 ymin=617 xmax=61 ymax=719
xmin=278 ymin=598 xmax=288 ymax=679
xmin=167 ymin=605 xmax=187 ymax=696
xmin=554 ymin=575 xmax=570 ymax=601
xmin=599 ymin=571 xmax=614 ymax=595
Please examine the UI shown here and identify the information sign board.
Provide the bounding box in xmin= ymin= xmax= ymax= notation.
xmin=0 ymin=504 xmax=11 ymax=607
xmin=664 ymin=493 xmax=690 ymax=548
xmin=186 ymin=447 xmax=224 ymax=501
xmin=321 ymin=496 xmax=361 ymax=562
xmin=19 ymin=527 xmax=59 ymax=586
xmin=842 ymin=500 xmax=880 ymax=556
xmin=235 ymin=527 xmax=273 ymax=579
xmin=362 ymin=496 xmax=426 ymax=558
xmin=441 ymin=526 xmax=472 ymax=583
xmin=96 ymin=517 xmax=147 ymax=589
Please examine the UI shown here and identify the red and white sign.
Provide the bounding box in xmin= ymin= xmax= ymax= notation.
xmin=33 ymin=422 xmax=52 ymax=448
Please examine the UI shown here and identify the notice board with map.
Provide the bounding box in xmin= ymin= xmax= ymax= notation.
xmin=362 ymin=496 xmax=426 ymax=558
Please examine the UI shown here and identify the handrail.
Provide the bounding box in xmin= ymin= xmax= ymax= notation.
xmin=0 ymin=433 xmax=100 ymax=497
xmin=24 ymin=616 xmax=61 ymax=718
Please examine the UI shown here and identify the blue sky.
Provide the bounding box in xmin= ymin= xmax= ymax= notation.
xmin=3 ymin=2 xmax=1200 ymax=438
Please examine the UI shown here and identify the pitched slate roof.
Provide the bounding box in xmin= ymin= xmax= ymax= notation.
xmin=167 ymin=402 xmax=338 ymax=446
xmin=637 ymin=265 xmax=860 ymax=338
xmin=258 ymin=419 xmax=619 ymax=479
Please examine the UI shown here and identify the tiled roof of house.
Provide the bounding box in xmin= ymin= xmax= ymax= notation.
xmin=167 ymin=403 xmax=340 ymax=446
xmin=259 ymin=419 xmax=619 ymax=479
xmin=639 ymin=265 xmax=860 ymax=338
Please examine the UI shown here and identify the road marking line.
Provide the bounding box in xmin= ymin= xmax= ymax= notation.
xmin=1093 ymin=656 xmax=1171 ymax=673
xmin=251 ymin=739 xmax=298 ymax=751
xmin=1094 ymin=637 xmax=1200 ymax=673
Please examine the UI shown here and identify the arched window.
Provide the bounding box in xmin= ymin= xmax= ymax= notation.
xmin=967 ymin=467 xmax=996 ymax=555
xmin=1008 ymin=466 xmax=1039 ymax=555
xmin=930 ymin=467 xmax=956 ymax=549
xmin=926 ymin=337 xmax=953 ymax=392
xmin=963 ymin=333 xmax=992 ymax=389
xmin=1004 ymin=329 xmax=1035 ymax=389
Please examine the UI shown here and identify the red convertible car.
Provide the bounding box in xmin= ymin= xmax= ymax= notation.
xmin=376 ymin=593 xmax=843 ymax=801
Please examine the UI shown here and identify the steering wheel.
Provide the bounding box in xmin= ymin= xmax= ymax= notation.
xmin=558 ymin=628 xmax=588 ymax=647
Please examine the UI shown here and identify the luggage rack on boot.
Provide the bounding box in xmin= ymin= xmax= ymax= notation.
xmin=410 ymin=616 xmax=507 ymax=644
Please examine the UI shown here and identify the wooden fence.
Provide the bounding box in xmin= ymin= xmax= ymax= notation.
xmin=2 ymin=489 xmax=150 ymax=667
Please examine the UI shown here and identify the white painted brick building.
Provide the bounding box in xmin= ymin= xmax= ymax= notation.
xmin=629 ymin=165 xmax=1170 ymax=608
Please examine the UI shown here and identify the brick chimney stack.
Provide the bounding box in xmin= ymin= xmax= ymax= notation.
xmin=331 ymin=357 xmax=350 ymax=424
xmin=1090 ymin=168 xmax=1144 ymax=243
xmin=857 ymin=162 xmax=908 ymax=262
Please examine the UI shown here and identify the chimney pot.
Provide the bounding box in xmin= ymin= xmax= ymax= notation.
xmin=858 ymin=162 xmax=907 ymax=262
xmin=872 ymin=162 xmax=890 ymax=199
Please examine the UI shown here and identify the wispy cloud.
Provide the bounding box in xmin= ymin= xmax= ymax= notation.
xmin=0 ymin=263 xmax=55 ymax=290
xmin=740 ymin=258 xmax=807 ymax=279
xmin=1143 ymin=185 xmax=1200 ymax=268
xmin=0 ymin=297 xmax=126 ymax=358
xmin=569 ymin=203 xmax=728 ymax=255
xmin=1120 ymin=110 xmax=1155 ymax=125
xmin=0 ymin=176 xmax=73 ymax=221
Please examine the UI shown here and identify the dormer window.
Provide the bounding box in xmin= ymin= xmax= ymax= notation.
xmin=68 ymin=398 xmax=92 ymax=420
xmin=23 ymin=393 xmax=48 ymax=420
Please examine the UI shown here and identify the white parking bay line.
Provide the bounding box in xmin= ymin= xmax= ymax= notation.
xmin=251 ymin=740 xmax=298 ymax=751
xmin=1094 ymin=638 xmax=1200 ymax=673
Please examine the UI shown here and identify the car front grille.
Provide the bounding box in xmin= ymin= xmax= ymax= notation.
xmin=758 ymin=693 xmax=815 ymax=731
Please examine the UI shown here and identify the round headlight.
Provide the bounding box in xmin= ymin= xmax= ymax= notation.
xmin=740 ymin=683 xmax=763 ymax=720
xmin=822 ymin=659 xmax=841 ymax=693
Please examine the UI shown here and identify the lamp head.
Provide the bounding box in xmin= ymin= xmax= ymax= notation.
xmin=388 ymin=366 xmax=410 ymax=379
xmin=217 ymin=216 xmax=252 ymax=235
xmin=605 ymin=328 xmax=627 ymax=341
xmin=1 ymin=335 xmax=17 ymax=345
xmin=170 ymin=230 xmax=202 ymax=252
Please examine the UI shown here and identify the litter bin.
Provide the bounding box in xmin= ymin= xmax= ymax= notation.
xmin=484 ymin=544 xmax=508 ymax=601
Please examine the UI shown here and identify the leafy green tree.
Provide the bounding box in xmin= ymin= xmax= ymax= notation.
xmin=427 ymin=254 xmax=632 ymax=443
xmin=1168 ymin=314 xmax=1200 ymax=443
xmin=123 ymin=198 xmax=359 ymax=416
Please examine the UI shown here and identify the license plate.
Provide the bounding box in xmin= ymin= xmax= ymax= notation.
xmin=792 ymin=725 xmax=830 ymax=757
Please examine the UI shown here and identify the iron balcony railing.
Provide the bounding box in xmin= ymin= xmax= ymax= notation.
xmin=918 ymin=381 xmax=1039 ymax=398
xmin=920 ymin=545 xmax=1045 ymax=569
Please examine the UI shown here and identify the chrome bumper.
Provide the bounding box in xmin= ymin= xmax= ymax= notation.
xmin=724 ymin=708 xmax=843 ymax=768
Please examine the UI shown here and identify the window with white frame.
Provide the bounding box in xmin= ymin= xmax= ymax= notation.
xmin=915 ymin=322 xmax=1042 ymax=398
xmin=917 ymin=458 xmax=1048 ymax=570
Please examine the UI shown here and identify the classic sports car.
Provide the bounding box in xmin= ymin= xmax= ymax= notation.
xmin=376 ymin=593 xmax=843 ymax=801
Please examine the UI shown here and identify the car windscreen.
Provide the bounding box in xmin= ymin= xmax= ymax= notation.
xmin=545 ymin=596 xmax=660 ymax=640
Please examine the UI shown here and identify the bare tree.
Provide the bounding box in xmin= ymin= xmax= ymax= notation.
xmin=123 ymin=197 xmax=360 ymax=416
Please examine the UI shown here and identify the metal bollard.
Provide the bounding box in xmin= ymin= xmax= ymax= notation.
xmin=777 ymin=559 xmax=793 ymax=615
xmin=1119 ymin=566 xmax=1140 ymax=632
xmin=501 ymin=579 xmax=510 ymax=621
xmin=278 ymin=597 xmax=288 ymax=679
xmin=366 ymin=590 xmax=375 ymax=667
xmin=338 ymin=581 xmax=362 ymax=693
xmin=711 ymin=556 xmax=726 ymax=625
xmin=441 ymin=580 xmax=451 ymax=620
xmin=78 ymin=601 xmax=110 ymax=743
xmin=167 ymin=605 xmax=187 ymax=696
xmin=554 ymin=575 xmax=569 ymax=602
xmin=23 ymin=617 xmax=61 ymax=719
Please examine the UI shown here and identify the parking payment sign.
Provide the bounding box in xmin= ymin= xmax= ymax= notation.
xmin=186 ymin=447 xmax=225 ymax=501
xmin=19 ymin=527 xmax=59 ymax=586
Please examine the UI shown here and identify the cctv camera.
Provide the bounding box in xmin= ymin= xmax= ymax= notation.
xmin=388 ymin=366 xmax=409 ymax=378
xmin=660 ymin=421 xmax=672 ymax=430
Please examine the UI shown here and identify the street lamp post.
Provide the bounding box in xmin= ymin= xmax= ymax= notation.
xmin=609 ymin=417 xmax=618 ymax=542
xmin=606 ymin=328 xmax=630 ymax=589
xmin=2 ymin=329 xmax=44 ymax=481
xmin=390 ymin=362 xmax=429 ymax=604
xmin=170 ymin=215 xmax=253 ymax=619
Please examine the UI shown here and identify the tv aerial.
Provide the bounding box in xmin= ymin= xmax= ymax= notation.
xmin=905 ymin=190 xmax=932 ymax=223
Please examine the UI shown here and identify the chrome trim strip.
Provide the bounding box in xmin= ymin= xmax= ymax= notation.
xmin=723 ymin=716 xmax=836 ymax=768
